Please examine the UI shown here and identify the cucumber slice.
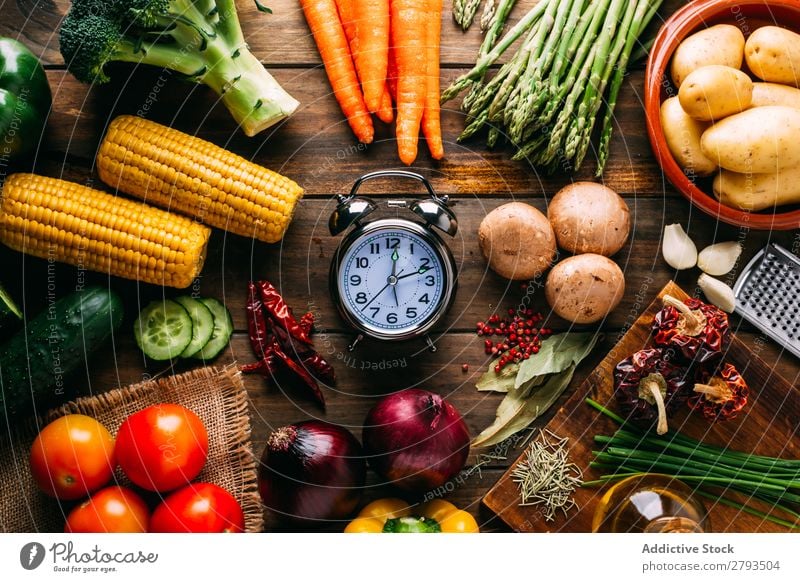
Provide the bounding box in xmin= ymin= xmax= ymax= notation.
xmin=175 ymin=296 xmax=215 ymax=358
xmin=193 ymin=297 xmax=233 ymax=360
xmin=134 ymin=299 xmax=193 ymax=361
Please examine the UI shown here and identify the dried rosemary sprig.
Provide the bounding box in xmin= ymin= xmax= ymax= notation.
xmin=511 ymin=429 xmax=583 ymax=522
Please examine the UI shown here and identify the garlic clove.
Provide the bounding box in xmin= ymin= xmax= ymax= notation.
xmin=697 ymin=241 xmax=742 ymax=276
xmin=662 ymin=224 xmax=698 ymax=270
xmin=698 ymin=274 xmax=736 ymax=313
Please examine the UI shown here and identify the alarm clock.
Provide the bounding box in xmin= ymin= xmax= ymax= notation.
xmin=329 ymin=171 xmax=458 ymax=351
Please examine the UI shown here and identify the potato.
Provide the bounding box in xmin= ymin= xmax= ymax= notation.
xmin=700 ymin=105 xmax=800 ymax=172
xmin=750 ymin=82 xmax=800 ymax=109
xmin=678 ymin=65 xmax=753 ymax=121
xmin=660 ymin=97 xmax=716 ymax=177
xmin=714 ymin=167 xmax=800 ymax=211
xmin=544 ymin=254 xmax=625 ymax=325
xmin=745 ymin=26 xmax=800 ymax=86
xmin=671 ymin=24 xmax=745 ymax=87
xmin=478 ymin=202 xmax=557 ymax=280
xmin=547 ymin=182 xmax=630 ymax=257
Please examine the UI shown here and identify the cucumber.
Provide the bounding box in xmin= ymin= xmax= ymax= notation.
xmin=0 ymin=287 xmax=123 ymax=424
xmin=134 ymin=299 xmax=193 ymax=361
xmin=193 ymin=297 xmax=233 ymax=360
xmin=174 ymin=296 xmax=215 ymax=358
xmin=0 ymin=281 xmax=22 ymax=334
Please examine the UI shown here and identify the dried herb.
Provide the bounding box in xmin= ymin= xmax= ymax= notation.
xmin=472 ymin=332 xmax=599 ymax=448
xmin=511 ymin=430 xmax=583 ymax=522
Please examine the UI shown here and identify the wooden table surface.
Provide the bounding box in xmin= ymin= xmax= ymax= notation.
xmin=1 ymin=0 xmax=798 ymax=532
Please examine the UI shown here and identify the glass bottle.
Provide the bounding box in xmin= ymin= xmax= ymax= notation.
xmin=592 ymin=474 xmax=709 ymax=533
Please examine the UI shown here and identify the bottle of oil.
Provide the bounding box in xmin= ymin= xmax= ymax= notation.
xmin=592 ymin=474 xmax=709 ymax=533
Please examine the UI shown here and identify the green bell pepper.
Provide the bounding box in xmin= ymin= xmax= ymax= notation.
xmin=0 ymin=38 xmax=51 ymax=165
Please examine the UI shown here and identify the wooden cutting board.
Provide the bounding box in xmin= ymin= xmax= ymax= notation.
xmin=482 ymin=281 xmax=800 ymax=532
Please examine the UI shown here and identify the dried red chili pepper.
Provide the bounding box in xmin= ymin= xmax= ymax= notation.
xmin=268 ymin=318 xmax=336 ymax=386
xmin=257 ymin=280 xmax=313 ymax=346
xmin=271 ymin=342 xmax=326 ymax=409
xmin=688 ymin=362 xmax=749 ymax=421
xmin=652 ymin=295 xmax=729 ymax=365
xmin=299 ymin=311 xmax=314 ymax=335
xmin=246 ymin=281 xmax=271 ymax=359
xmin=613 ymin=348 xmax=690 ymax=435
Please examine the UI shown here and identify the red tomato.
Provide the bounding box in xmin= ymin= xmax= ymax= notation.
xmin=65 ymin=486 xmax=150 ymax=533
xmin=115 ymin=404 xmax=208 ymax=492
xmin=29 ymin=414 xmax=115 ymax=500
xmin=149 ymin=483 xmax=245 ymax=533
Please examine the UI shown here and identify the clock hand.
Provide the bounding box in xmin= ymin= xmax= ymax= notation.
xmin=361 ymin=268 xmax=406 ymax=311
xmin=395 ymin=265 xmax=430 ymax=281
xmin=390 ymin=249 xmax=400 ymax=306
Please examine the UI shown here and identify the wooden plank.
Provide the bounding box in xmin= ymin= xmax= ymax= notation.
xmin=482 ymin=281 xmax=800 ymax=533
xmin=30 ymin=68 xmax=662 ymax=196
xmin=1 ymin=198 xmax=794 ymax=335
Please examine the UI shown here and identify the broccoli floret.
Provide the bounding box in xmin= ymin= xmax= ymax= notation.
xmin=60 ymin=0 xmax=298 ymax=135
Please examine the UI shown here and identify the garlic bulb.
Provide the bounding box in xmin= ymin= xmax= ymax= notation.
xmin=662 ymin=224 xmax=698 ymax=270
xmin=698 ymin=274 xmax=736 ymax=313
xmin=698 ymin=242 xmax=742 ymax=276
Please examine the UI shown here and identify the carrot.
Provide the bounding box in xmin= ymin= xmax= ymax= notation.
xmin=387 ymin=43 xmax=398 ymax=103
xmin=377 ymin=85 xmax=394 ymax=123
xmin=355 ymin=0 xmax=390 ymax=112
xmin=335 ymin=0 xmax=359 ymax=51
xmin=421 ymin=0 xmax=444 ymax=160
xmin=301 ymin=0 xmax=374 ymax=143
xmin=392 ymin=0 xmax=429 ymax=165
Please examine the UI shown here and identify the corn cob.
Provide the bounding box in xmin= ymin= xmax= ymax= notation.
xmin=0 ymin=174 xmax=211 ymax=289
xmin=97 ymin=116 xmax=304 ymax=244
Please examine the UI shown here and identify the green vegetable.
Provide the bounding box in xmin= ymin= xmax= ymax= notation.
xmin=0 ymin=281 xmax=22 ymax=334
xmin=585 ymin=398 xmax=800 ymax=530
xmin=193 ymin=297 xmax=233 ymax=360
xmin=0 ymin=287 xmax=123 ymax=425
xmin=0 ymin=38 xmax=52 ymax=165
xmin=59 ymin=0 xmax=299 ymax=137
xmin=472 ymin=332 xmax=599 ymax=448
xmin=441 ymin=0 xmax=663 ymax=176
xmin=174 ymin=295 xmax=215 ymax=358
xmin=134 ymin=299 xmax=193 ymax=361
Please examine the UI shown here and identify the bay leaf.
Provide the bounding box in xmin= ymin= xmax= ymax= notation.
xmin=472 ymin=363 xmax=578 ymax=448
xmin=514 ymin=332 xmax=599 ymax=389
xmin=476 ymin=361 xmax=520 ymax=392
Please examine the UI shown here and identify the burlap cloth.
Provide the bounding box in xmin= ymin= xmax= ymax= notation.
xmin=0 ymin=365 xmax=263 ymax=532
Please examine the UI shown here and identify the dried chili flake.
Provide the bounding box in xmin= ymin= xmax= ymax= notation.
xmin=613 ymin=348 xmax=690 ymax=435
xmin=689 ymin=362 xmax=749 ymax=421
xmin=652 ymin=295 xmax=729 ymax=365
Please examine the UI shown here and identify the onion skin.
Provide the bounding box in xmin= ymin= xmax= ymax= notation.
xmin=363 ymin=389 xmax=470 ymax=493
xmin=258 ymin=420 xmax=366 ymax=524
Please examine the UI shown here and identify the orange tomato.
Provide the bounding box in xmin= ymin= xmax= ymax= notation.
xmin=65 ymin=486 xmax=150 ymax=533
xmin=115 ymin=404 xmax=208 ymax=492
xmin=29 ymin=414 xmax=115 ymax=500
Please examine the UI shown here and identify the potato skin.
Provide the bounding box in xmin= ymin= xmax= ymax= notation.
xmin=678 ymin=65 xmax=753 ymax=121
xmin=547 ymin=182 xmax=630 ymax=257
xmin=671 ymin=24 xmax=745 ymax=88
xmin=660 ymin=97 xmax=716 ymax=177
xmin=700 ymin=105 xmax=800 ymax=173
xmin=745 ymin=26 xmax=800 ymax=86
xmin=749 ymin=82 xmax=800 ymax=109
xmin=544 ymin=254 xmax=625 ymax=325
xmin=714 ymin=167 xmax=800 ymax=211
xmin=478 ymin=202 xmax=557 ymax=281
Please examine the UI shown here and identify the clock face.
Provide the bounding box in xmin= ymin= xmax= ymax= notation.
xmin=336 ymin=224 xmax=450 ymax=337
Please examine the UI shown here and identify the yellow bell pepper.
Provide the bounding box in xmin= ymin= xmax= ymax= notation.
xmin=344 ymin=498 xmax=479 ymax=533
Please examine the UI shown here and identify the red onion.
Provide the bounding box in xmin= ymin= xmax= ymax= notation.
xmin=258 ymin=420 xmax=365 ymax=523
xmin=363 ymin=389 xmax=470 ymax=493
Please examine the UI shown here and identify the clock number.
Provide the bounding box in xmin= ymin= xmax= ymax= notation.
xmin=425 ymin=275 xmax=435 ymax=286
xmin=419 ymin=257 xmax=431 ymax=269
xmin=369 ymin=243 xmax=380 ymax=255
xmin=369 ymin=307 xmax=380 ymax=318
xmin=386 ymin=312 xmax=398 ymax=324
xmin=405 ymin=307 xmax=417 ymax=319
xmin=385 ymin=237 xmax=400 ymax=249
xmin=349 ymin=274 xmax=362 ymax=286
xmin=419 ymin=293 xmax=430 ymax=304
xmin=356 ymin=257 xmax=369 ymax=268
xmin=355 ymin=292 xmax=368 ymax=304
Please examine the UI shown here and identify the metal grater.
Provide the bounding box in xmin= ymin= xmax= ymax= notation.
xmin=733 ymin=243 xmax=800 ymax=360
